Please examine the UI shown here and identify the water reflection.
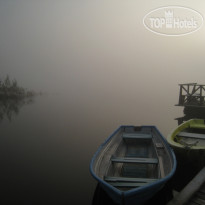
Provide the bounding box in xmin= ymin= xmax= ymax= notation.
xmin=0 ymin=97 xmax=34 ymax=122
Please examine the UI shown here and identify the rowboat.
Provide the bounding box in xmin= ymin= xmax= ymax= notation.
xmin=90 ymin=125 xmax=176 ymax=205
xmin=167 ymin=119 xmax=205 ymax=167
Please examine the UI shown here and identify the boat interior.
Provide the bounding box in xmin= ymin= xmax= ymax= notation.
xmin=176 ymin=127 xmax=205 ymax=147
xmin=101 ymin=126 xmax=169 ymax=190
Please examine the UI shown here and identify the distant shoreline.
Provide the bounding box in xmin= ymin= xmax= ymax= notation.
xmin=0 ymin=75 xmax=36 ymax=100
xmin=0 ymin=91 xmax=35 ymax=99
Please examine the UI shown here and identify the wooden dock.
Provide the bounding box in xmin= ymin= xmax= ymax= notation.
xmin=186 ymin=183 xmax=205 ymax=205
xmin=167 ymin=167 xmax=205 ymax=205
xmin=176 ymin=83 xmax=205 ymax=107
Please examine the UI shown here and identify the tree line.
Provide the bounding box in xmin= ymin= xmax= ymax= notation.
xmin=0 ymin=75 xmax=35 ymax=98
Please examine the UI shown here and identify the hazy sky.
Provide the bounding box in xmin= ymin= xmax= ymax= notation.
xmin=0 ymin=0 xmax=205 ymax=94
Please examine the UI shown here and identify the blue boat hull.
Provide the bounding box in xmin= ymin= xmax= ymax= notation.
xmin=90 ymin=125 xmax=176 ymax=205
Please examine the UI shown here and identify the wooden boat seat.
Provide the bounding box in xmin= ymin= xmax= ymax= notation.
xmin=104 ymin=176 xmax=157 ymax=183
xmin=111 ymin=157 xmax=158 ymax=164
xmin=178 ymin=132 xmax=205 ymax=140
xmin=107 ymin=182 xmax=149 ymax=187
xmin=122 ymin=133 xmax=152 ymax=139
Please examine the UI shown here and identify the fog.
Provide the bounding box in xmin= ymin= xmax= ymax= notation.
xmin=0 ymin=0 xmax=205 ymax=134
xmin=0 ymin=0 xmax=205 ymax=94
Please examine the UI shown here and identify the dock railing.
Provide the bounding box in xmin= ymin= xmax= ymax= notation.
xmin=176 ymin=83 xmax=205 ymax=107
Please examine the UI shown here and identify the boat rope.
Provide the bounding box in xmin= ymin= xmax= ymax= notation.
xmin=179 ymin=139 xmax=199 ymax=149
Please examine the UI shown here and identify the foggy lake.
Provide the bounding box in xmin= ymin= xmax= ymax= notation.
xmin=0 ymin=0 xmax=205 ymax=204
xmin=0 ymin=92 xmax=182 ymax=205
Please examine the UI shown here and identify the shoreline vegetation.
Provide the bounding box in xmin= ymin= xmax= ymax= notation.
xmin=0 ymin=75 xmax=38 ymax=121
xmin=0 ymin=75 xmax=36 ymax=99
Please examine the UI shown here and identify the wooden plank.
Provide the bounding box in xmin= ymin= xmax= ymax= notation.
xmin=186 ymin=201 xmax=199 ymax=205
xmin=111 ymin=157 xmax=158 ymax=164
xmin=196 ymin=192 xmax=205 ymax=200
xmin=178 ymin=132 xmax=205 ymax=140
xmin=158 ymin=156 xmax=165 ymax=178
xmin=191 ymin=197 xmax=205 ymax=205
xmin=104 ymin=176 xmax=157 ymax=183
xmin=199 ymin=189 xmax=205 ymax=195
xmin=166 ymin=167 xmax=205 ymax=205
xmin=122 ymin=133 xmax=152 ymax=139
xmin=108 ymin=182 xmax=147 ymax=187
xmin=199 ymin=185 xmax=205 ymax=193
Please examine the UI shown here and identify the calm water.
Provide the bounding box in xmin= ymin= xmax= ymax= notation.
xmin=0 ymin=93 xmax=182 ymax=205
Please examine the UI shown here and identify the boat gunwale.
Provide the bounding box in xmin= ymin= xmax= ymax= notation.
xmin=90 ymin=125 xmax=176 ymax=197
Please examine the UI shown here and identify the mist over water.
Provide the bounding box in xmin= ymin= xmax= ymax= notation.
xmin=0 ymin=92 xmax=182 ymax=204
xmin=0 ymin=0 xmax=205 ymax=204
